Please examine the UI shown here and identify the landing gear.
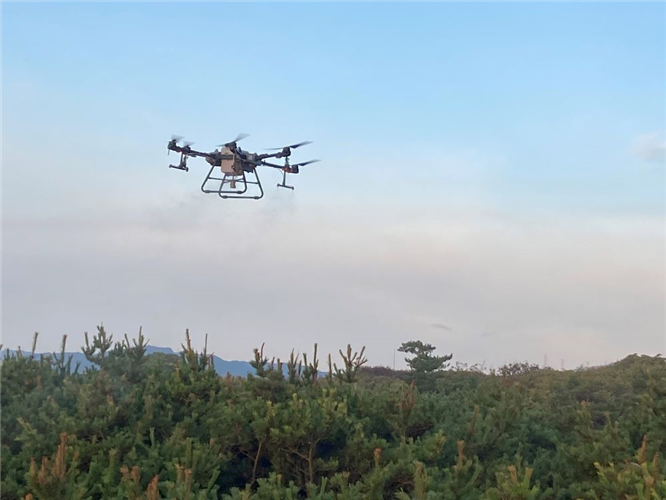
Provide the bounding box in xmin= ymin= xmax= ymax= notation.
xmin=169 ymin=153 xmax=189 ymax=172
xmin=277 ymin=169 xmax=294 ymax=190
xmin=200 ymin=165 xmax=264 ymax=200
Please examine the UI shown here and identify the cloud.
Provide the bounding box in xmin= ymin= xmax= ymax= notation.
xmin=633 ymin=131 xmax=666 ymax=164
xmin=2 ymin=202 xmax=664 ymax=370
xmin=429 ymin=323 xmax=453 ymax=331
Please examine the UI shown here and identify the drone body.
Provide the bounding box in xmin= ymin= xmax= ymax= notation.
xmin=167 ymin=134 xmax=319 ymax=200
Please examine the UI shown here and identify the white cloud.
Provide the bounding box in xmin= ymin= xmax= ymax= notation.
xmin=2 ymin=199 xmax=664 ymax=369
xmin=633 ymin=131 xmax=666 ymax=164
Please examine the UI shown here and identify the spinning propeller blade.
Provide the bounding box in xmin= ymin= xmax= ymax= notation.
xmin=217 ymin=133 xmax=249 ymax=147
xmin=168 ymin=135 xmax=186 ymax=154
xmin=291 ymin=159 xmax=321 ymax=167
xmin=266 ymin=141 xmax=312 ymax=151
xmin=232 ymin=133 xmax=250 ymax=143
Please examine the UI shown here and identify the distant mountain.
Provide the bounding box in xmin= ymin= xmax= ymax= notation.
xmin=145 ymin=346 xmax=264 ymax=376
xmin=1 ymin=345 xmax=260 ymax=377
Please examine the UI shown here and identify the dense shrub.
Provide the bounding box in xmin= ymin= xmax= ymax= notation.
xmin=2 ymin=328 xmax=665 ymax=499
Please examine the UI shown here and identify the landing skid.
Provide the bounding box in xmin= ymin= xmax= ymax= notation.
xmin=277 ymin=170 xmax=294 ymax=190
xmin=200 ymin=166 xmax=264 ymax=200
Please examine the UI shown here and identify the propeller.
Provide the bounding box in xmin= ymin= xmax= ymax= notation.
xmin=168 ymin=136 xmax=193 ymax=154
xmin=217 ymin=133 xmax=249 ymax=147
xmin=291 ymin=159 xmax=321 ymax=167
xmin=169 ymin=135 xmax=193 ymax=146
xmin=168 ymin=135 xmax=186 ymax=154
xmin=266 ymin=141 xmax=312 ymax=151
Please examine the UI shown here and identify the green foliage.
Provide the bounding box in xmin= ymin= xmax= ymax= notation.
xmin=2 ymin=330 xmax=665 ymax=500
xmin=482 ymin=461 xmax=541 ymax=500
xmin=333 ymin=345 xmax=367 ymax=384
xmin=25 ymin=433 xmax=86 ymax=500
xmin=586 ymin=436 xmax=666 ymax=500
xmin=398 ymin=341 xmax=452 ymax=374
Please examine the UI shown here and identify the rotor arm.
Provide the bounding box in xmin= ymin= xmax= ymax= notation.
xmin=257 ymin=151 xmax=290 ymax=161
xmin=258 ymin=160 xmax=286 ymax=169
xmin=167 ymin=141 xmax=214 ymax=159
xmin=167 ymin=147 xmax=216 ymax=172
xmin=181 ymin=149 xmax=212 ymax=159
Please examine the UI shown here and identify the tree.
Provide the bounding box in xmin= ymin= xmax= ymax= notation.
xmin=398 ymin=341 xmax=452 ymax=374
xmin=4 ymin=328 xmax=666 ymax=499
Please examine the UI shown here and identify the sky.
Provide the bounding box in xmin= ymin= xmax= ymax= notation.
xmin=2 ymin=2 xmax=665 ymax=370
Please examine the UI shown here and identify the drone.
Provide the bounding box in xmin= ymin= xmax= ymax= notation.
xmin=166 ymin=133 xmax=320 ymax=200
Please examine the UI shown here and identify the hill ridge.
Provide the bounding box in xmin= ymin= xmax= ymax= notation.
xmin=1 ymin=345 xmax=259 ymax=377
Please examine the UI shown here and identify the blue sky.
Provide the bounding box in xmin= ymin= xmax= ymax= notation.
xmin=2 ymin=2 xmax=665 ymax=367
xmin=4 ymin=2 xmax=664 ymax=210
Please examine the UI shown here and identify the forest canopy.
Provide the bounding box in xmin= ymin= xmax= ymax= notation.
xmin=1 ymin=327 xmax=665 ymax=500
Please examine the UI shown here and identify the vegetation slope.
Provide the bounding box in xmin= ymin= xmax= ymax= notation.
xmin=1 ymin=327 xmax=664 ymax=500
